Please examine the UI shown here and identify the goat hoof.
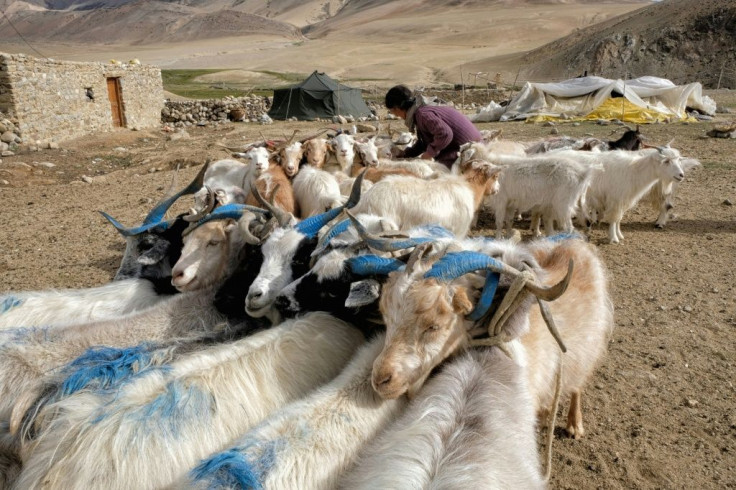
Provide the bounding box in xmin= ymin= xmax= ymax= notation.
xmin=566 ymin=423 xmax=585 ymax=440
xmin=655 ymin=223 xmax=664 ymax=229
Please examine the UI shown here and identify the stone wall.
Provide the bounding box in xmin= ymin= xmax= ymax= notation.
xmin=0 ymin=53 xmax=163 ymax=144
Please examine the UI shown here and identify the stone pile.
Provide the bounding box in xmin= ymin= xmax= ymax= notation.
xmin=0 ymin=112 xmax=24 ymax=156
xmin=162 ymin=95 xmax=272 ymax=127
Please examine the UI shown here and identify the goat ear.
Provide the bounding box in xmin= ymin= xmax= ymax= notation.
xmin=345 ymin=279 xmax=381 ymax=308
xmin=451 ymin=286 xmax=473 ymax=315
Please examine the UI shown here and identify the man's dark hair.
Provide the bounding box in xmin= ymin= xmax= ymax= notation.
xmin=385 ymin=85 xmax=414 ymax=110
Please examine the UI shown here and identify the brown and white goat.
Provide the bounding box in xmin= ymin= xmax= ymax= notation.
xmin=373 ymin=237 xmax=613 ymax=438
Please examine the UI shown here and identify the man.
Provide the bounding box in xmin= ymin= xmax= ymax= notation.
xmin=385 ymin=84 xmax=482 ymax=168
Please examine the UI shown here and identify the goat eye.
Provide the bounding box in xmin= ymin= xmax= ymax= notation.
xmin=207 ymin=240 xmax=220 ymax=247
xmin=424 ymin=324 xmax=440 ymax=334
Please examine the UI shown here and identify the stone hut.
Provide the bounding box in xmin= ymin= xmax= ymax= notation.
xmin=0 ymin=53 xmax=163 ymax=144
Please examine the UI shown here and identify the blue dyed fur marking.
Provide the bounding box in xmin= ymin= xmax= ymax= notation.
xmin=546 ymin=232 xmax=582 ymax=242
xmin=135 ymin=381 xmax=212 ymax=438
xmin=192 ymin=438 xmax=284 ymax=489
xmin=0 ymin=296 xmax=22 ymax=314
xmin=59 ymin=343 xmax=158 ymax=396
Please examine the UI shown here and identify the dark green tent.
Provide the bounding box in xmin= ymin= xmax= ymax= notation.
xmin=268 ymin=71 xmax=372 ymax=121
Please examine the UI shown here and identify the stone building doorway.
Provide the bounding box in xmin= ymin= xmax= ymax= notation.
xmin=106 ymin=77 xmax=125 ymax=127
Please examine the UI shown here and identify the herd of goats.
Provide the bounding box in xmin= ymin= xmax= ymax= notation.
xmin=0 ymin=124 xmax=701 ymax=489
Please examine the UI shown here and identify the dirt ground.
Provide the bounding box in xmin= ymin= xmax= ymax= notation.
xmin=1 ymin=96 xmax=735 ymax=488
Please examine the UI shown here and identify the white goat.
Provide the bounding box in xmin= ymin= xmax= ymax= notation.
xmin=556 ymin=147 xmax=687 ymax=243
xmin=642 ymin=156 xmax=700 ymax=228
xmin=15 ymin=313 xmax=364 ymax=490
xmin=349 ymin=166 xmax=501 ymax=237
xmin=372 ymin=236 xmax=612 ymax=440
xmin=342 ymin=347 xmax=544 ymax=489
xmin=327 ymin=133 xmax=356 ymax=173
xmin=469 ymin=154 xmax=596 ymax=238
xmin=182 ymin=335 xmax=407 ymax=490
xmin=292 ymin=165 xmax=344 ymax=218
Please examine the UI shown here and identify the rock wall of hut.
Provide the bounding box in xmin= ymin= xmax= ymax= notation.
xmin=0 ymin=53 xmax=163 ymax=144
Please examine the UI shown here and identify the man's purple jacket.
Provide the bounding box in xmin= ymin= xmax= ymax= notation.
xmin=402 ymin=105 xmax=482 ymax=167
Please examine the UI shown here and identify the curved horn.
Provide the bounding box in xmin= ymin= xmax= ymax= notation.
xmin=298 ymin=128 xmax=329 ymax=144
xmin=424 ymin=251 xmax=572 ymax=302
xmin=344 ymin=169 xmax=366 ymax=209
xmin=141 ymin=161 xmax=210 ymax=226
xmin=347 ymin=255 xmax=405 ymax=276
xmin=344 ymin=210 xmax=436 ymax=253
xmin=186 ymin=203 xmax=270 ymax=230
xmin=250 ymin=182 xmax=292 ymax=228
xmin=183 ymin=185 xmax=216 ymax=222
xmin=466 ymin=271 xmax=500 ymax=322
xmin=405 ymin=242 xmax=433 ymax=274
xmin=99 ymin=211 xmax=175 ymax=237
xmin=238 ymin=210 xmax=263 ymax=245
xmin=311 ymin=216 xmax=351 ymax=258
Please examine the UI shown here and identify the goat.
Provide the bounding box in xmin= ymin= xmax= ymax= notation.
xmin=353 ymin=136 xmax=447 ymax=178
xmin=291 ymin=165 xmax=343 ymax=218
xmin=302 ymin=137 xmax=331 ymax=168
xmin=556 ymin=147 xmax=687 ymax=243
xmin=0 ymin=207 xmax=269 ymax=434
xmin=102 ymin=163 xmax=209 ymax=286
xmin=641 ymin=154 xmax=700 ymax=228
xmin=328 ymin=133 xmax=356 ymax=173
xmin=465 ymin=154 xmax=596 ymax=238
xmin=525 ymin=126 xmax=644 ymax=155
xmin=341 ymin=347 xmax=544 ymax=489
xmin=349 ymin=166 xmax=501 ymax=238
xmin=0 ymin=167 xmax=214 ymax=332
xmin=244 ymin=162 xmax=297 ymax=216
xmin=371 ymin=236 xmax=612 ymax=440
xmin=182 ymin=334 xmax=407 ymax=490
xmin=276 ymin=141 xmax=304 ymax=178
xmin=244 ymin=173 xmax=364 ymax=319
xmin=14 ymin=312 xmax=364 ymax=490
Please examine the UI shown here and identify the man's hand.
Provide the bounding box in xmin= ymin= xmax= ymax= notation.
xmin=420 ymin=152 xmax=433 ymax=160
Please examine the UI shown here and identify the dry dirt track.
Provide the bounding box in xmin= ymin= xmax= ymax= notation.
xmin=0 ymin=108 xmax=735 ymax=488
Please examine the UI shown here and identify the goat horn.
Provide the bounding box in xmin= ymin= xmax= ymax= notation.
xmin=537 ymin=297 xmax=567 ymax=353
xmin=344 ymin=209 xmax=438 ymax=253
xmin=250 ymin=182 xmax=292 ymax=228
xmin=183 ymin=185 xmax=216 ymax=222
xmin=346 ymin=254 xmax=406 ymax=276
xmin=298 ymin=128 xmax=329 ymax=144
xmin=141 ymin=161 xmax=210 ymax=226
xmin=344 ymin=169 xmax=365 ymax=209
xmin=405 ymin=242 xmax=433 ymax=274
xmin=238 ymin=211 xmax=263 ymax=245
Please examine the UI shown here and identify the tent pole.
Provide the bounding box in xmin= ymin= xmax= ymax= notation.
xmin=286 ymin=87 xmax=293 ymax=120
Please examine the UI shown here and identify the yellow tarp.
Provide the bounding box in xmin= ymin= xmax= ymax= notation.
xmin=526 ymin=98 xmax=696 ymax=124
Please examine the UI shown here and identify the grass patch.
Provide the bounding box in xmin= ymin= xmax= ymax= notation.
xmin=162 ymin=69 xmax=252 ymax=99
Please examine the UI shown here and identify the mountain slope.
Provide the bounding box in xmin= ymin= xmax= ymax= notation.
xmin=517 ymin=0 xmax=736 ymax=87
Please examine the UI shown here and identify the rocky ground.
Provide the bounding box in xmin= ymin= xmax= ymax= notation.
xmin=1 ymin=93 xmax=735 ymax=488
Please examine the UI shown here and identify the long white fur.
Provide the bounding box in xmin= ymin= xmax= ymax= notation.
xmin=291 ymin=165 xmax=344 ymax=218
xmin=342 ymin=347 xmax=544 ymax=489
xmin=349 ymin=174 xmax=481 ymax=237
xmin=15 ymin=312 xmax=364 ymax=490
xmin=555 ymin=148 xmax=687 ymax=243
xmin=0 ymin=220 xmax=249 ymax=432
xmin=0 ymin=279 xmax=162 ymax=333
xmin=477 ymin=154 xmax=597 ymax=239
xmin=641 ymin=156 xmax=700 ymax=228
xmin=182 ymin=334 xmax=407 ymax=490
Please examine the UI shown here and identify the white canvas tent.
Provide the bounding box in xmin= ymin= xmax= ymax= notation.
xmin=471 ymin=76 xmax=716 ymax=124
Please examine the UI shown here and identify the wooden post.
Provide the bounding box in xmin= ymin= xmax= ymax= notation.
xmin=510 ymin=66 xmax=521 ymax=101
xmin=717 ymin=60 xmax=725 ymax=90
xmin=460 ymin=68 xmax=465 ymax=109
